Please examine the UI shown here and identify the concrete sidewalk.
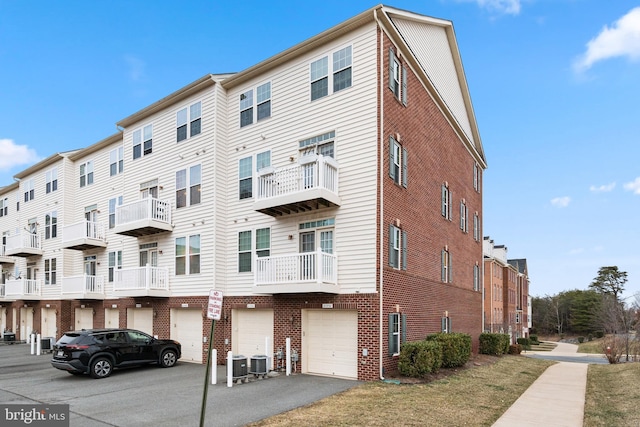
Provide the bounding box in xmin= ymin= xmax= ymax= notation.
xmin=492 ymin=342 xmax=588 ymax=427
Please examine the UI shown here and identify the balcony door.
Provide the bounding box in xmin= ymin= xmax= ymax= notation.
xmin=85 ymin=256 xmax=97 ymax=292
xmin=85 ymin=207 xmax=98 ymax=238
xmin=139 ymin=244 xmax=158 ymax=268
xmin=299 ymin=229 xmax=333 ymax=281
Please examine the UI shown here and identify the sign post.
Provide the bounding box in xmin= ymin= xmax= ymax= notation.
xmin=200 ymin=290 xmax=223 ymax=427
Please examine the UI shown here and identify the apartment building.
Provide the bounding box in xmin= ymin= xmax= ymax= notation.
xmin=0 ymin=5 xmax=486 ymax=380
xmin=483 ymin=237 xmax=531 ymax=342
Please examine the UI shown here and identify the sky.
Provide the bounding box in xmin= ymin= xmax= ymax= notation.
xmin=1 ymin=0 xmax=639 ymax=299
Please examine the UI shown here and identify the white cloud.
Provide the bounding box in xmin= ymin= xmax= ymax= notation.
xmin=574 ymin=7 xmax=640 ymax=72
xmin=624 ymin=177 xmax=640 ymax=194
xmin=551 ymin=196 xmax=571 ymax=208
xmin=589 ymin=182 xmax=616 ymax=193
xmin=453 ymin=0 xmax=521 ymax=15
xmin=0 ymin=139 xmax=39 ymax=171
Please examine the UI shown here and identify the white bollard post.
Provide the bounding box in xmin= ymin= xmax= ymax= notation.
xmin=286 ymin=337 xmax=291 ymax=376
xmin=211 ymin=349 xmax=217 ymax=385
xmin=227 ymin=351 xmax=233 ymax=388
xmin=27 ymin=326 xmax=31 ymax=344
xmin=30 ymin=333 xmax=36 ymax=355
xmin=36 ymin=334 xmax=41 ymax=356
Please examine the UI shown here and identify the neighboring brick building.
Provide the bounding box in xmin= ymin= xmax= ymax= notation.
xmin=0 ymin=5 xmax=486 ymax=380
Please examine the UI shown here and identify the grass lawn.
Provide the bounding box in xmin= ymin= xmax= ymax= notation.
xmin=584 ymin=362 xmax=640 ymax=426
xmin=248 ymin=355 xmax=554 ymax=427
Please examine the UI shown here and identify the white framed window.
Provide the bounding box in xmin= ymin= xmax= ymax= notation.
xmin=389 ymin=47 xmax=408 ymax=106
xmin=108 ymin=196 xmax=123 ymax=229
xmin=310 ymin=45 xmax=352 ymax=101
xmin=45 ymin=211 xmax=57 ymax=239
xmin=177 ymin=101 xmax=202 ymax=142
xmin=441 ymin=248 xmax=452 ymax=283
xmin=110 ymin=147 xmax=124 ymax=176
xmin=80 ymin=161 xmax=94 ymax=187
xmin=0 ymin=197 xmax=7 ymax=217
xmin=44 ymin=258 xmax=57 ymax=285
xmin=256 ymin=228 xmax=271 ymax=258
xmin=240 ymin=82 xmax=271 ymax=128
xmin=299 ymin=131 xmax=335 ymax=158
xmin=441 ymin=183 xmax=452 ymax=220
xmin=133 ymin=124 xmax=153 ymax=159
xmin=389 ymin=136 xmax=407 ymax=187
xmin=388 ymin=312 xmax=406 ymax=356
xmin=46 ymin=168 xmax=58 ymax=193
xmin=176 ymin=164 xmax=202 ymax=208
xmin=176 ymin=234 xmax=200 ymax=275
xmin=238 ymin=230 xmax=252 ymax=272
xmin=23 ymin=179 xmax=34 ymax=202
xmin=460 ymin=200 xmax=468 ymax=233
xmin=389 ymin=224 xmax=407 ymax=270
xmin=108 ymin=250 xmax=122 ymax=282
xmin=239 ymin=157 xmax=252 ymax=199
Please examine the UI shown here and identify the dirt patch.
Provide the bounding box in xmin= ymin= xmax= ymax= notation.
xmin=384 ymin=353 xmax=501 ymax=384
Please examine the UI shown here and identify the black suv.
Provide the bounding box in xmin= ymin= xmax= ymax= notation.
xmin=51 ymin=329 xmax=181 ymax=378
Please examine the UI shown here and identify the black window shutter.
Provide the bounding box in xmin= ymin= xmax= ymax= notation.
xmin=389 ymin=136 xmax=396 ymax=181
xmin=388 ymin=313 xmax=394 ymax=356
xmin=402 ymin=147 xmax=408 ymax=188
xmin=388 ymin=224 xmax=395 ymax=267
xmin=388 ymin=48 xmax=395 ymax=91
xmin=401 ymin=65 xmax=408 ymax=106
xmin=401 ymin=314 xmax=407 ymax=344
xmin=401 ymin=230 xmax=407 ymax=270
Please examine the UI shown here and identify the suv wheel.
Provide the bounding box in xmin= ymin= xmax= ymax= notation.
xmin=160 ymin=349 xmax=177 ymax=368
xmin=91 ymin=357 xmax=113 ymax=379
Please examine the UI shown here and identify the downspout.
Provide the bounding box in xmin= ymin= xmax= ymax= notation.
xmin=374 ymin=7 xmax=385 ymax=381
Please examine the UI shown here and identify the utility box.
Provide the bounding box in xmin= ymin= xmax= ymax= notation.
xmin=41 ymin=337 xmax=54 ymax=351
xmin=232 ymin=355 xmax=248 ymax=379
xmin=249 ymin=355 xmax=269 ymax=377
xmin=3 ymin=332 xmax=15 ymax=343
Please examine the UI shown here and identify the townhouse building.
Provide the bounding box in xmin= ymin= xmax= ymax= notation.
xmin=0 ymin=5 xmax=486 ymax=380
xmin=483 ymin=237 xmax=531 ymax=342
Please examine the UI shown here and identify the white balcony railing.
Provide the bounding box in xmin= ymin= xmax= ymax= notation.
xmin=63 ymin=221 xmax=106 ymax=243
xmin=5 ymin=279 xmax=41 ymax=297
xmin=6 ymin=232 xmax=41 ymax=252
xmin=113 ymin=265 xmax=169 ymax=295
xmin=255 ymin=248 xmax=337 ymax=286
xmin=256 ymin=154 xmax=339 ymax=200
xmin=62 ymin=275 xmax=105 ymax=295
xmin=115 ymin=198 xmax=172 ymax=227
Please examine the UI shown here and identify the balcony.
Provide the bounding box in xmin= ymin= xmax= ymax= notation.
xmin=253 ymin=154 xmax=341 ymax=217
xmin=114 ymin=198 xmax=173 ymax=237
xmin=62 ymin=275 xmax=105 ymax=299
xmin=4 ymin=279 xmax=41 ymax=299
xmin=5 ymin=232 xmax=43 ymax=258
xmin=113 ymin=265 xmax=170 ymax=297
xmin=62 ymin=221 xmax=108 ymax=250
xmin=0 ymin=245 xmax=15 ymax=264
xmin=253 ymin=248 xmax=339 ymax=294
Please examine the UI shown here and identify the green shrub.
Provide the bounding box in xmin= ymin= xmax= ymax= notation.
xmin=398 ymin=340 xmax=443 ymax=378
xmin=509 ymin=344 xmax=522 ymax=354
xmin=595 ymin=331 xmax=604 ymax=339
xmin=516 ymin=337 xmax=531 ymax=350
xmin=588 ymin=334 xmax=594 ymax=342
xmin=425 ymin=333 xmax=472 ymax=368
xmin=578 ymin=336 xmax=585 ymax=343
xmin=479 ymin=333 xmax=510 ymax=355
xmin=529 ymin=334 xmax=539 ymax=344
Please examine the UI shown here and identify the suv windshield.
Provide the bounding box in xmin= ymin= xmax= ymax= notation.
xmin=56 ymin=334 xmax=94 ymax=346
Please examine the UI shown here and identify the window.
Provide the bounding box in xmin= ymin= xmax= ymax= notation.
xmin=239 ymin=157 xmax=252 ymax=199
xmin=80 ymin=161 xmax=94 ymax=187
xmin=133 ymin=124 xmax=153 ymax=159
xmin=256 ymin=228 xmax=270 ymax=258
xmin=24 ymin=179 xmax=34 ymax=202
xmin=389 ymin=136 xmax=407 ymax=187
xmin=441 ymin=315 xmax=451 ymax=333
xmin=139 ymin=179 xmax=158 ymax=199
xmin=299 ymin=131 xmax=335 ymax=158
xmin=441 ymin=183 xmax=452 ymax=220
xmin=177 ymin=101 xmax=202 ymax=142
xmin=474 ymin=163 xmax=481 ymax=192
xmin=473 ymin=212 xmax=480 ymax=242
xmin=0 ymin=198 xmax=7 ymax=217
xmin=44 ymin=258 xmax=57 ymax=285
xmin=388 ymin=312 xmax=406 ymax=356
xmin=388 ymin=224 xmax=407 ymax=270
xmin=239 ymin=83 xmax=271 ymax=128
xmin=45 ymin=211 xmax=57 ymax=239
xmin=110 ymin=147 xmax=124 ymax=176
xmin=46 ymin=168 xmax=58 ymax=193
xmin=238 ymin=231 xmax=252 ymax=272
xmin=310 ymin=46 xmax=352 ymax=101
xmin=441 ymin=248 xmax=452 ymax=283
xmin=176 ymin=234 xmax=200 ymax=275
xmin=460 ymin=200 xmax=468 ymax=233
xmin=108 ymin=251 xmax=122 ymax=282
xmin=108 ymin=196 xmax=123 ymax=229
xmin=176 ymin=164 xmax=201 ymax=208
xmin=474 ymin=264 xmax=480 ymax=291
xmin=389 ymin=47 xmax=408 ymax=105
xmin=256 ymin=150 xmax=271 ymax=171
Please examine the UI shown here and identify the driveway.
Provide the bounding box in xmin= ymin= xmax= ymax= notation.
xmin=0 ymin=343 xmax=360 ymax=426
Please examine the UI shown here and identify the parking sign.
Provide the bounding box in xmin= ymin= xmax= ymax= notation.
xmin=207 ymin=290 xmax=223 ymax=320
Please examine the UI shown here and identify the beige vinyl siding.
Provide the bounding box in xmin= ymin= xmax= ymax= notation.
xmin=391 ymin=17 xmax=474 ymax=145
xmin=223 ymin=24 xmax=378 ymax=296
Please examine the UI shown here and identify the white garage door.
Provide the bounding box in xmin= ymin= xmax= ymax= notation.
xmin=232 ymin=309 xmax=273 ymax=368
xmin=171 ymin=309 xmax=203 ymax=363
xmin=104 ymin=308 xmax=120 ymax=329
xmin=75 ymin=308 xmax=93 ymax=331
xmin=127 ymin=308 xmax=153 ymax=335
xmin=303 ymin=310 xmax=358 ymax=379
xmin=41 ymin=307 xmax=57 ymax=338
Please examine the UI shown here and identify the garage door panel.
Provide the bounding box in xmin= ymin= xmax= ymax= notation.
xmin=304 ymin=310 xmax=357 ymax=379
xmin=233 ymin=309 xmax=274 ymax=368
xmin=171 ymin=309 xmax=203 ymax=363
xmin=127 ymin=308 xmax=153 ymax=335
